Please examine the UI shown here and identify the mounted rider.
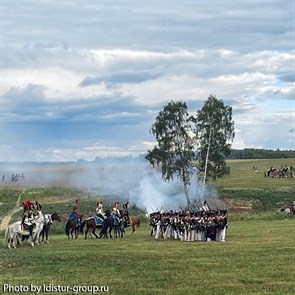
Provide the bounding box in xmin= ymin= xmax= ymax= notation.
xmin=112 ymin=201 xmax=121 ymax=218
xmin=96 ymin=201 xmax=106 ymax=220
xmin=69 ymin=199 xmax=80 ymax=226
xmin=21 ymin=200 xmax=35 ymax=237
xmin=122 ymin=201 xmax=131 ymax=226
xmin=21 ymin=200 xmax=32 ymax=214
xmin=112 ymin=201 xmax=121 ymax=226
xmin=34 ymin=200 xmax=42 ymax=212
xmin=33 ymin=200 xmax=43 ymax=219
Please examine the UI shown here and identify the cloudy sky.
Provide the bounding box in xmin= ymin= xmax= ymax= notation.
xmin=1 ymin=0 xmax=294 ymax=162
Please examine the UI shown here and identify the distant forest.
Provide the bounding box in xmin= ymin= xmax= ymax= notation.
xmin=1 ymin=149 xmax=295 ymax=166
xmin=227 ymin=148 xmax=295 ymax=159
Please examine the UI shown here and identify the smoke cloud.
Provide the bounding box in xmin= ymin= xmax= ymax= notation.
xmin=0 ymin=162 xmax=217 ymax=213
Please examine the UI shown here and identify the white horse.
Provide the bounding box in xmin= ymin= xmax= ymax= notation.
xmin=4 ymin=212 xmax=50 ymax=249
xmin=282 ymin=208 xmax=294 ymax=214
xmin=33 ymin=213 xmax=52 ymax=245
xmin=278 ymin=207 xmax=295 ymax=215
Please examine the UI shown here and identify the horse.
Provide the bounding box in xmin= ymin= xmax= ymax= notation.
xmin=98 ymin=209 xmax=117 ymax=239
xmin=4 ymin=211 xmax=47 ymax=249
xmin=121 ymin=210 xmax=141 ymax=234
xmin=39 ymin=213 xmax=62 ymax=243
xmin=65 ymin=215 xmax=83 ymax=239
xmin=79 ymin=209 xmax=123 ymax=239
xmin=80 ymin=215 xmax=104 ymax=239
xmin=112 ymin=214 xmax=124 ymax=238
xmin=278 ymin=207 xmax=295 ymax=215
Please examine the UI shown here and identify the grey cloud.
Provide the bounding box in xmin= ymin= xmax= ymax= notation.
xmin=2 ymin=85 xmax=155 ymax=124
xmin=79 ymin=70 xmax=161 ymax=88
xmin=278 ymin=74 xmax=295 ymax=83
xmin=4 ymin=84 xmax=46 ymax=102
xmin=3 ymin=84 xmax=48 ymax=119
xmin=232 ymin=101 xmax=258 ymax=115
xmin=2 ymin=1 xmax=293 ymax=52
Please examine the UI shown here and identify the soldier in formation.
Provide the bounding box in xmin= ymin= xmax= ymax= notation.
xmin=149 ymin=209 xmax=228 ymax=242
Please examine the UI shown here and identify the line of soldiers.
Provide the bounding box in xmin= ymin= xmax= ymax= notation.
xmin=149 ymin=209 xmax=228 ymax=242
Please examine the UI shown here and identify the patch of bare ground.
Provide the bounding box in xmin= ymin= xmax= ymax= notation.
xmin=0 ymin=189 xmax=26 ymax=231
xmin=221 ymin=197 xmax=261 ymax=213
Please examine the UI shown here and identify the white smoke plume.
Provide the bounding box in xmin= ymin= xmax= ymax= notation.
xmin=0 ymin=161 xmax=217 ymax=213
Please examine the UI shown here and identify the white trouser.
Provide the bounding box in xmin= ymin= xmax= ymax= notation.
xmin=164 ymin=224 xmax=171 ymax=239
xmin=155 ymin=223 xmax=161 ymax=240
xmin=179 ymin=231 xmax=185 ymax=241
xmin=221 ymin=227 xmax=227 ymax=242
xmin=216 ymin=229 xmax=222 ymax=241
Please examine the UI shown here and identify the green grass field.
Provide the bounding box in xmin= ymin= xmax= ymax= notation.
xmin=214 ymin=158 xmax=295 ymax=190
xmin=0 ymin=159 xmax=294 ymax=295
xmin=1 ymin=221 xmax=295 ymax=295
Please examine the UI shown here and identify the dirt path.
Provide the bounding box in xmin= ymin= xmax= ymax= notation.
xmin=0 ymin=189 xmax=26 ymax=231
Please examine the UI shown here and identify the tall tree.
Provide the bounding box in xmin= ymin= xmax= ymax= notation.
xmin=146 ymin=96 xmax=235 ymax=206
xmin=194 ymin=95 xmax=235 ymax=199
xmin=145 ymin=101 xmax=196 ymax=205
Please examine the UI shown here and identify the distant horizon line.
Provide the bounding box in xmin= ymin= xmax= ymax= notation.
xmin=1 ymin=148 xmax=294 ymax=166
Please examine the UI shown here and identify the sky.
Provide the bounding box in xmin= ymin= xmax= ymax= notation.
xmin=1 ymin=0 xmax=294 ymax=163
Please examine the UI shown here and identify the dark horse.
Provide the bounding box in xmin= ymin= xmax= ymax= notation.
xmin=99 ymin=209 xmax=123 ymax=239
xmin=80 ymin=209 xmax=123 ymax=239
xmin=80 ymin=215 xmax=104 ymax=239
xmin=65 ymin=215 xmax=83 ymax=239
xmin=40 ymin=213 xmax=62 ymax=243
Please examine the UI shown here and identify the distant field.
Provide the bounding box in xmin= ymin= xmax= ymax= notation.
xmin=1 ymin=158 xmax=294 ymax=191
xmin=214 ymin=158 xmax=295 ymax=190
xmin=1 ymin=159 xmax=295 ymax=222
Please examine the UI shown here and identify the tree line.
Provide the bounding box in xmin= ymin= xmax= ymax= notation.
xmin=228 ymin=149 xmax=295 ymax=160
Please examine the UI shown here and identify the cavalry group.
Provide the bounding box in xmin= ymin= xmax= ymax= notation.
xmin=68 ymin=199 xmax=128 ymax=227
xmin=264 ymin=165 xmax=294 ymax=178
xmin=149 ymin=209 xmax=228 ymax=242
xmin=4 ymin=200 xmax=61 ymax=249
xmin=4 ymin=198 xmax=134 ymax=248
xmin=66 ymin=199 xmax=135 ymax=240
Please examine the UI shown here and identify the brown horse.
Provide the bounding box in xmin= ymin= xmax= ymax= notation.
xmin=124 ymin=216 xmax=141 ymax=234
xmin=40 ymin=213 xmax=61 ymax=243
xmin=65 ymin=215 xmax=83 ymax=239
xmin=80 ymin=217 xmax=102 ymax=239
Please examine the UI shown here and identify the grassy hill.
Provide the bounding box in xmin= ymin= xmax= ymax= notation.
xmin=215 ymin=158 xmax=294 ymax=190
xmin=211 ymin=159 xmax=295 ymax=219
